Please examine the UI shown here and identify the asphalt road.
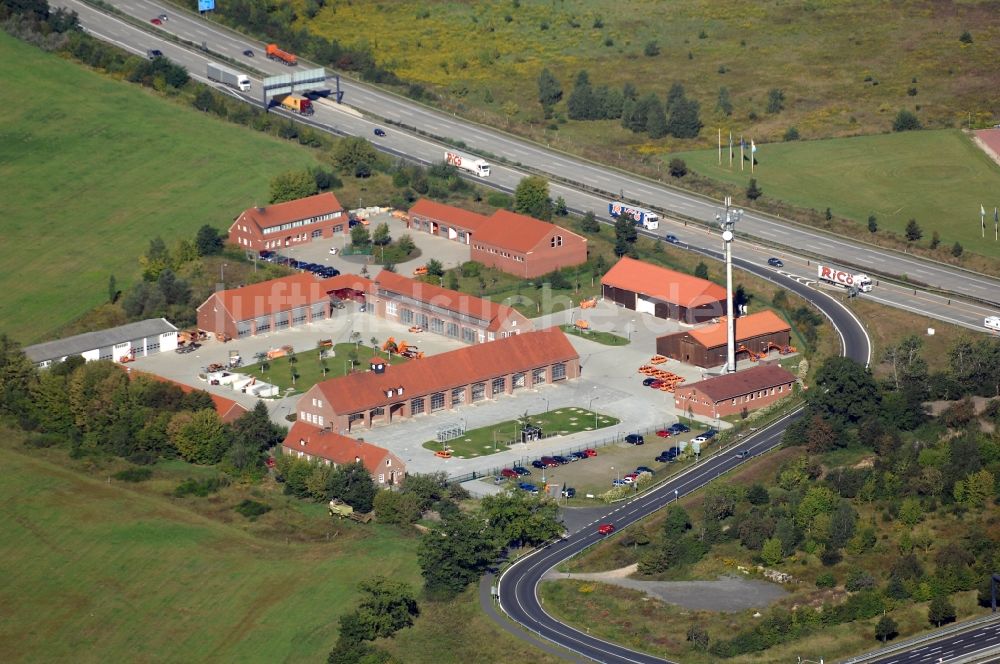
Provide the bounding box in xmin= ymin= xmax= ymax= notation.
xmin=60 ymin=0 xmax=1000 ymax=313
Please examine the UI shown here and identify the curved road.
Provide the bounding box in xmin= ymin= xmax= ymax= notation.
xmin=58 ymin=0 xmax=1000 ymax=310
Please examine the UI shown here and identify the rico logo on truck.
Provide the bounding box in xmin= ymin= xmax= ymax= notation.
xmin=817 ymin=265 xmax=874 ymax=292
xmin=608 ymin=202 xmax=659 ymax=230
xmin=444 ymin=151 xmax=490 ymax=177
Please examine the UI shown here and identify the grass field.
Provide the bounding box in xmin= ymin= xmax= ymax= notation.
xmin=240 ymin=343 xmax=408 ymax=394
xmin=673 ymin=129 xmax=1000 ymax=258
xmin=559 ymin=324 xmax=628 ymax=346
xmin=0 ymin=32 xmax=320 ymax=344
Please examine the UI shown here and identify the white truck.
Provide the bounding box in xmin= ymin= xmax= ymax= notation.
xmin=206 ymin=62 xmax=251 ymax=92
xmin=608 ymin=201 xmax=659 ymax=230
xmin=444 ymin=151 xmax=490 ymax=177
xmin=985 ymin=315 xmax=1000 ymax=332
xmin=817 ymin=264 xmax=873 ymax=292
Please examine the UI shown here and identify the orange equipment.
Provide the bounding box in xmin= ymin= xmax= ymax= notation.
xmin=267 ymin=345 xmax=294 ymax=360
xmin=434 ymin=449 xmax=452 ymax=459
xmin=579 ymin=298 xmax=597 ymax=309
xmin=265 ymin=43 xmax=297 ymax=66
xmin=649 ymin=355 xmax=668 ymax=364
xmin=408 ymin=325 xmax=424 ymax=333
xmin=413 ymin=266 xmax=428 ymax=276
xmin=574 ymin=319 xmax=590 ymax=330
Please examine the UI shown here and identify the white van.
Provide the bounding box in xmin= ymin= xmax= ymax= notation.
xmin=985 ymin=316 xmax=1000 ymax=332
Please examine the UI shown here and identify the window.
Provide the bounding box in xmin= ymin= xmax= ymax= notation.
xmin=532 ymin=367 xmax=546 ymax=384
xmin=386 ymin=459 xmax=391 ymax=466
xmin=451 ymin=387 xmax=465 ymax=404
xmin=551 ymin=235 xmax=563 ymax=247
xmin=386 ymin=301 xmax=398 ymax=316
xmin=512 ymin=372 xmax=525 ymax=389
xmin=275 ymin=311 xmax=290 ymax=329
xmin=492 ymin=377 xmax=505 ymax=395
xmin=778 ymin=385 xmax=784 ymax=392
xmin=255 ymin=316 xmax=271 ymax=333
xmin=732 ymin=399 xmax=737 ymax=405
xmin=462 ymin=327 xmax=476 ymax=344
xmin=311 ymin=229 xmax=322 ymax=238
xmin=292 ymin=307 xmax=307 ymax=324
xmin=552 ymin=363 xmax=566 ymax=381
xmin=378 ymin=474 xmax=385 ymax=484
xmin=430 ymin=318 xmax=444 ymax=334
xmin=471 ymin=382 xmax=485 ymax=402
xmin=417 ymin=313 xmax=429 ymax=328
xmin=430 ymin=392 xmax=445 ymax=411
xmin=146 ymin=340 xmax=159 ymax=353
xmin=410 ymin=397 xmax=425 ymax=414
xmin=371 ymin=407 xmax=384 ymax=416
xmin=487 ymin=332 xmax=495 ymax=341
xmin=447 ymin=322 xmax=459 ymax=338
xmin=401 ymin=309 xmax=414 ymax=324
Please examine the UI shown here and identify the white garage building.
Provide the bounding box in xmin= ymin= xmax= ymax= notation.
xmin=24 ymin=318 xmax=178 ymax=368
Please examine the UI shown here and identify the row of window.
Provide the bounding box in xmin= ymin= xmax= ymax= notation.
xmin=300 ymin=411 xmax=325 ymax=427
xmin=260 ymin=211 xmax=342 ymax=235
xmin=395 ymin=306 xmax=485 ymax=343
xmin=234 ymin=305 xmax=330 ymax=337
xmin=474 ymin=244 xmax=525 ymax=262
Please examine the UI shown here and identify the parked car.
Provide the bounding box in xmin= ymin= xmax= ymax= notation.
xmin=655 ymin=429 xmax=672 ymax=438
xmin=571 ymin=451 xmax=589 ymax=461
xmin=518 ymin=482 xmax=539 ymax=495
xmin=624 ymin=472 xmax=639 ymax=480
xmin=540 ymin=456 xmax=560 ymax=468
xmin=646 ymin=379 xmax=664 ymax=389
xmin=704 ymin=429 xmax=719 ymax=439
xmin=621 ymin=476 xmax=635 ymax=484
xmin=642 ymin=377 xmax=657 ymax=386
xmin=734 ymin=450 xmax=750 ymax=459
xmin=583 ymin=448 xmax=597 ymax=457
xmin=530 ymin=460 xmax=546 ymax=469
xmin=597 ymin=523 xmax=615 ymax=535
xmin=512 ymin=466 xmax=531 ymax=476
xmin=669 ymin=423 xmax=691 ymax=433
xmin=656 ymin=448 xmax=680 ymax=463
xmin=767 ymin=257 xmax=784 ymax=268
xmin=552 ymin=455 xmax=571 ymax=465
xmin=158 ymin=13 xmax=168 ymax=20
xmin=373 ymin=128 xmax=387 ymax=137
xmin=175 ymin=344 xmax=198 ymax=354
xmin=561 ymin=487 xmax=576 ymax=498
xmin=625 ymin=434 xmax=644 ymax=445
xmin=664 ymin=234 xmax=679 ymax=244
xmin=612 ymin=479 xmax=628 ymax=487
xmin=692 ymin=435 xmax=709 ymax=444
xmin=500 ymin=468 xmax=519 ymax=479
xmin=329 ymin=247 xmax=339 ymax=255
xmin=635 ymin=466 xmax=654 ymax=474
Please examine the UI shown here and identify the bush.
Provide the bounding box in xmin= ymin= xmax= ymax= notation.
xmin=113 ymin=467 xmax=154 ymax=483
xmin=174 ymin=476 xmax=229 ymax=497
xmin=234 ymin=499 xmax=271 ymax=520
xmin=668 ymin=158 xmax=687 ymax=178
xmin=820 ymin=547 xmax=843 ymax=566
xmin=23 ymin=433 xmax=61 ymax=448
xmin=892 ymin=109 xmax=922 ymax=132
xmin=846 ymin=569 xmax=876 ymax=591
xmin=784 ymin=127 xmax=800 ymax=141
xmin=644 ymin=41 xmax=660 ymax=56
xmin=816 ymin=572 xmax=837 ymax=588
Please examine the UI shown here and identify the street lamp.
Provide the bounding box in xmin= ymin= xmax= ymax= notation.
xmin=589 ymin=395 xmax=599 ymax=428
xmin=542 ymin=397 xmax=550 ymax=413
xmin=628 ymin=319 xmax=635 ymax=341
xmin=220 ymin=262 xmax=227 ymax=285
xmin=611 ymin=466 xmax=619 ymax=484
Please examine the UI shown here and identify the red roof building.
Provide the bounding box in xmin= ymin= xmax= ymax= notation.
xmin=471 ymin=210 xmax=588 ymax=278
xmin=674 ymin=365 xmax=798 ymax=419
xmin=297 ymin=327 xmax=580 ymax=431
xmin=228 ymin=192 xmax=347 ymax=252
xmin=372 ymin=270 xmax=532 ymax=343
xmin=127 ymin=370 xmax=250 ymax=423
xmin=601 ymin=257 xmax=727 ymax=324
xmin=196 ymin=273 xmax=372 ymax=339
xmin=656 ymin=310 xmax=793 ymax=368
xmin=282 ymin=421 xmax=404 ymax=485
xmin=408 ymin=199 xmax=488 ymax=244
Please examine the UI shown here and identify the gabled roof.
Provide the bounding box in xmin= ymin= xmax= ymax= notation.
xmin=283 ymin=421 xmax=399 ymax=473
xmin=681 ymin=365 xmax=797 ymax=402
xmin=199 ymin=273 xmax=372 ymax=322
xmin=601 ymin=256 xmax=727 ymax=308
xmin=126 ymin=370 xmax=250 ymax=423
xmin=312 ymin=327 xmax=578 ymax=414
xmin=238 ymin=192 xmax=343 ymax=232
xmin=687 ymin=310 xmax=791 ymax=349
xmin=409 ymin=199 xmax=488 ymax=231
xmin=373 ymin=270 xmax=524 ymax=331
xmin=24 ymin=319 xmax=178 ymax=363
xmin=475 ymin=210 xmax=586 ymax=253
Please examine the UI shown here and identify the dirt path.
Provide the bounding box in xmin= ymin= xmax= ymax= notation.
xmin=972 ymin=129 xmax=1000 ymax=168
xmin=545 ymin=565 xmax=788 ymax=613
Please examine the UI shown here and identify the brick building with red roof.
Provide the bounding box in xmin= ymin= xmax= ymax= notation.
xmin=196 ymin=273 xmax=372 ymax=340
xmin=296 ymin=327 xmax=580 ymax=431
xmin=372 ymin=270 xmax=532 ymax=344
xmin=282 ymin=421 xmax=404 ymax=485
xmin=126 ymin=370 xmax=250 ymax=423
xmin=601 ymin=257 xmax=727 ymax=324
xmin=228 ymin=192 xmax=347 ymax=252
xmin=407 ymin=199 xmax=488 ymax=244
xmin=471 ymin=210 xmax=588 ymax=278
xmin=673 ymin=364 xmax=798 ymax=419
xmin=656 ymin=310 xmax=792 ymax=368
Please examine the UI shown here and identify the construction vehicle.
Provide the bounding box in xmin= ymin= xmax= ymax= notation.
xmin=579 ymin=298 xmax=597 ymax=309
xmin=267 ymin=345 xmax=294 ymax=360
xmin=215 ymin=331 xmax=232 ymax=343
xmin=412 ymin=265 xmax=428 ymax=277
xmin=206 ymin=62 xmax=251 ymax=91
xmin=434 ymin=449 xmax=452 ymax=459
xmin=408 ymin=325 xmax=424 ymax=333
xmin=328 ymin=499 xmax=373 ymax=523
xmin=265 ymin=43 xmax=297 ymax=66
xmin=317 ymin=339 xmax=334 ymax=349
xmin=228 ymin=350 xmax=243 ymax=368
xmin=382 ymin=337 xmax=399 ymax=354
xmin=205 ymin=362 xmax=226 ymax=373
xmin=278 ymin=94 xmax=313 ymax=115
xmin=178 ymin=329 xmax=208 ymax=345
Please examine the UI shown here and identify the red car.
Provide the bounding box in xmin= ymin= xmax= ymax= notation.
xmin=597 ymin=523 xmax=615 ymax=535
xmin=150 ymin=17 xmax=162 ymax=24
xmin=500 ymin=468 xmax=519 ymax=479
xmin=655 ymin=429 xmax=672 ymax=438
xmin=583 ymin=448 xmax=597 ymax=457
xmin=648 ymin=379 xmax=664 ymax=389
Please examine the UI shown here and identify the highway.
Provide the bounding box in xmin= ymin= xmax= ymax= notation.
xmin=58 ymin=0 xmax=1000 ymax=315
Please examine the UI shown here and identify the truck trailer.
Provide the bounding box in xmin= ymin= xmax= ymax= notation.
xmin=444 ymin=151 xmax=490 ymax=177
xmin=817 ymin=264 xmax=873 ymax=292
xmin=608 ymin=202 xmax=659 ymax=230
xmin=206 ymin=62 xmax=251 ymax=92
xmin=266 ymin=43 xmax=298 ymax=66
xmin=279 ymin=94 xmax=313 ymax=115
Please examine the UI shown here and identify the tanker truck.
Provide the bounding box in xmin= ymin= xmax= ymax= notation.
xmin=206 ymin=62 xmax=251 ymax=92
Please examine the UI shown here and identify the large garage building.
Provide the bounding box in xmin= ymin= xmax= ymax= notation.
xmin=296 ymin=327 xmax=580 ymax=431
xmin=24 ymin=318 xmax=178 ymax=368
xmin=601 ymin=257 xmax=727 ymax=324
xmin=656 ymin=310 xmax=792 ymax=368
xmin=407 ymin=198 xmax=488 ymax=245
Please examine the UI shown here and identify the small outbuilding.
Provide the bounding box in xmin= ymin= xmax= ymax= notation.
xmin=600 ymin=257 xmax=727 ymax=324
xmin=656 ymin=310 xmax=792 ymax=369
xmin=673 ymin=364 xmax=798 ymax=419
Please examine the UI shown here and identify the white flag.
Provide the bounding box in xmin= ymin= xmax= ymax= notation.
xmin=751 ymin=139 xmax=757 ymax=153
xmin=981 ymin=204 xmax=986 ymax=217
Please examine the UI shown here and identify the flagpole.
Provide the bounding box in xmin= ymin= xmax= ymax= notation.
xmin=982 ymin=204 xmax=986 ymax=239
xmin=729 ymin=131 xmax=733 ymax=168
xmin=995 ymin=207 xmax=998 ymax=241
xmin=740 ymin=136 xmax=744 ymax=172
xmin=750 ymin=139 xmax=755 ymax=174
xmin=718 ymin=128 xmax=722 ymax=165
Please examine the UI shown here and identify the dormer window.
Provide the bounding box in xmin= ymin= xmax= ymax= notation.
xmin=397 ymin=387 xmax=404 ymax=396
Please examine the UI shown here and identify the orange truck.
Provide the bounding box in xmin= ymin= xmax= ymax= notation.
xmin=265 ymin=43 xmax=297 ymax=66
xmin=279 ymin=94 xmax=314 ymax=115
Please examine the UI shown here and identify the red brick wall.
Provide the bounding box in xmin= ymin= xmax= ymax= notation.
xmin=228 ymin=211 xmax=348 ymax=252
xmin=472 ymin=231 xmax=587 ymax=278
xmin=673 ymin=380 xmax=795 ymax=418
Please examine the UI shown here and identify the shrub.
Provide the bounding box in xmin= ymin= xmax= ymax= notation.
xmin=746 ymin=178 xmax=762 ymax=200
xmin=174 ymin=476 xmax=229 ymax=497
xmin=959 ymin=30 xmax=973 ymax=44
xmin=783 ymin=127 xmax=800 ymax=141
xmin=23 ymin=433 xmax=61 ymax=448
xmin=644 ymin=41 xmax=660 ymax=56
xmin=113 ymin=467 xmax=153 ymax=483
xmin=845 ymin=569 xmax=876 ymax=591
xmin=127 ymin=451 xmax=158 ymax=465
xmin=892 ymin=109 xmax=922 ymax=132
xmin=668 ymin=158 xmax=688 ymax=178
xmin=816 ymin=572 xmax=836 ymax=588
xmin=234 ymin=499 xmax=271 ymax=520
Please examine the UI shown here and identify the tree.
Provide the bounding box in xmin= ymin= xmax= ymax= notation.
xmin=328 ymin=462 xmax=377 ymax=512
xmin=168 ymin=409 xmax=229 ymax=464
xmin=554 ymin=196 xmax=568 ymax=216
xmin=766 ymin=88 xmax=785 ymax=114
xmin=613 ymin=214 xmax=637 ymax=256
xmin=0 ymin=335 xmax=38 ymax=422
xmin=350 ymin=223 xmax=371 ymax=247
xmin=808 ymin=356 xmax=880 ymax=424
xmin=139 ymin=236 xmax=170 ymax=281
xmin=686 ymin=624 xmax=709 ymax=650
xmin=643 ymin=40 xmax=660 ymax=56
xmin=397 ymin=234 xmax=416 ymax=255
xmin=231 ymin=401 xmax=284 ymax=453
xmin=928 ymin=595 xmax=956 ymax=627
xmin=479 ymin=491 xmax=563 ymax=547
xmin=446 ymin=270 xmax=459 ymax=290
xmin=746 ymin=483 xmax=769 ymax=505
xmin=371 ymin=222 xmax=391 ymax=246
xmin=959 ymin=30 xmax=973 ymax=44
xmin=746 ymin=178 xmax=762 ymax=200
xmin=425 ymin=259 xmax=444 ymax=277
xmin=662 ymin=505 xmax=692 ymax=538
xmin=668 ymin=158 xmax=688 ymax=178
xmin=418 ymin=510 xmax=501 ymax=599
xmin=930 ymin=230 xmax=940 ymax=249
xmin=580 ymin=211 xmax=601 ymax=233
xmin=784 ymin=126 xmax=800 ymax=141
xmin=951 ymin=241 xmax=964 ymax=257
xmin=875 ymin=615 xmax=898 ymax=644
xmin=694 ymin=261 xmax=709 ymax=279
xmin=514 ymin=175 xmax=553 ymax=220
xmin=566 ymin=70 xmax=594 ymax=120
xmin=333 ymin=136 xmax=380 ymax=174
xmin=195 ymin=225 xmax=225 ymax=256
xmin=665 ymin=97 xmax=702 ymax=138
xmin=892 ymin=109 xmax=922 ymax=132
xmin=716 ymin=86 xmax=733 ymax=116
xmin=353 ymin=576 xmax=419 ymax=639
xmin=905 ymin=218 xmax=923 ymax=241
xmin=760 ymin=537 xmax=783 ymax=566
xmin=645 ymin=95 xmax=668 ymax=138
xmin=269 ymin=170 xmax=318 ymax=204
xmin=702 ymin=484 xmax=740 ymax=521
xmin=374 ymin=490 xmax=422 ymax=525
xmin=536 ymin=67 xmax=562 ymax=110
xmin=867 ymin=214 xmax=878 ymax=233
xmin=665 ymin=83 xmax=686 ymax=113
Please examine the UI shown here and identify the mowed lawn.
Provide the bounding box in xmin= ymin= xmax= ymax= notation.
xmin=673 ymin=129 xmax=1000 ymax=258
xmin=0 ymin=445 xmax=421 ymax=663
xmin=0 ymin=32 xmax=319 ymax=344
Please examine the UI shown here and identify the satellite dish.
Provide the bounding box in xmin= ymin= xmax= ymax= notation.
xmin=722 ymin=230 xmax=734 ymax=242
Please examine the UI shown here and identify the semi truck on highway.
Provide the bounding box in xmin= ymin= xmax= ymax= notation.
xmin=206 ymin=62 xmax=251 ymax=92
xmin=444 ymin=151 xmax=490 ymax=177
xmin=278 ymin=94 xmax=313 ymax=115
xmin=817 ymin=264 xmax=874 ymax=292
xmin=266 ymin=43 xmax=297 ymax=66
xmin=608 ymin=202 xmax=659 ymax=230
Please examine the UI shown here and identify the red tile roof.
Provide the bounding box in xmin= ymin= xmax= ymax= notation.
xmin=687 ymin=310 xmax=791 ymax=349
xmin=239 ymin=192 xmax=343 ymax=231
xmin=601 ymin=256 xmax=727 ymax=308
xmin=127 ymin=370 xmax=249 ymax=423
xmin=313 ymin=327 xmax=578 ymax=414
xmin=283 ymin=421 xmax=400 ymax=474
xmin=475 ymin=210 xmax=586 ymax=253
xmin=198 ymin=273 xmax=373 ymax=322
xmin=680 ymin=365 xmax=797 ymax=402
xmin=409 ymin=199 xmax=488 ymax=231
xmin=373 ymin=270 xmax=525 ymax=332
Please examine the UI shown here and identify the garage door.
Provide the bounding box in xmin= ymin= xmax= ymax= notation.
xmin=291 ymin=307 xmax=308 ymax=324
xmin=236 ymin=321 xmax=252 ymax=337
xmin=636 ymin=295 xmax=655 ymax=315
